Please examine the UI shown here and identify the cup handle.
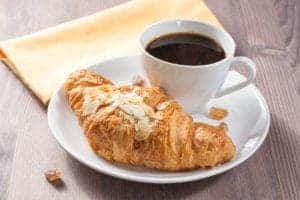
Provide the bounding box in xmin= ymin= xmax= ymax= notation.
xmin=215 ymin=57 xmax=256 ymax=98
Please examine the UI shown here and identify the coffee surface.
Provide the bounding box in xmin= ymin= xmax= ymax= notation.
xmin=146 ymin=33 xmax=225 ymax=65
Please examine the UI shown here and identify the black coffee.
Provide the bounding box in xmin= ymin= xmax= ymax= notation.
xmin=146 ymin=33 xmax=225 ymax=65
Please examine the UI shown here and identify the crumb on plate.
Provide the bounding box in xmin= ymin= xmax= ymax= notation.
xmin=132 ymin=75 xmax=145 ymax=86
xmin=209 ymin=107 xmax=228 ymax=120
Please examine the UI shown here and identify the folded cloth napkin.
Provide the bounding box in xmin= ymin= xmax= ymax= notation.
xmin=0 ymin=0 xmax=221 ymax=105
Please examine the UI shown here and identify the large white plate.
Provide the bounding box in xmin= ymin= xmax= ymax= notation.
xmin=48 ymin=55 xmax=270 ymax=184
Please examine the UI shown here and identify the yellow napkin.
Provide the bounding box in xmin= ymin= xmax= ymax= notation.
xmin=0 ymin=0 xmax=221 ymax=105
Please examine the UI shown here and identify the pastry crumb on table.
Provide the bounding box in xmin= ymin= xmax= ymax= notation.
xmin=44 ymin=169 xmax=63 ymax=186
xmin=209 ymin=107 xmax=228 ymax=120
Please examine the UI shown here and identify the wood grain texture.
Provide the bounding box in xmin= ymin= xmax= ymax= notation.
xmin=0 ymin=0 xmax=127 ymax=199
xmin=0 ymin=0 xmax=299 ymax=199
xmin=273 ymin=0 xmax=300 ymax=92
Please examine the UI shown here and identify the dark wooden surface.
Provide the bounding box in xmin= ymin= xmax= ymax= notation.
xmin=0 ymin=0 xmax=299 ymax=199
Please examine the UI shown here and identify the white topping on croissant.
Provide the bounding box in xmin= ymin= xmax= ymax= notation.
xmin=156 ymin=101 xmax=170 ymax=111
xmin=82 ymin=88 xmax=170 ymax=140
xmin=119 ymin=103 xmax=146 ymax=120
xmin=82 ymin=97 xmax=100 ymax=115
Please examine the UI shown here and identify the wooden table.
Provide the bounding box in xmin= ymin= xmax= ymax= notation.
xmin=0 ymin=0 xmax=299 ymax=199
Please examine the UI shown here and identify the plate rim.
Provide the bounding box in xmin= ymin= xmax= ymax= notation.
xmin=47 ymin=55 xmax=270 ymax=184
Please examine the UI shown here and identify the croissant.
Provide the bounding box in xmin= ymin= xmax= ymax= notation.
xmin=64 ymin=69 xmax=235 ymax=171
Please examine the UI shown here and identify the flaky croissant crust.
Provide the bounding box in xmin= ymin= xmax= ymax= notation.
xmin=64 ymin=69 xmax=235 ymax=171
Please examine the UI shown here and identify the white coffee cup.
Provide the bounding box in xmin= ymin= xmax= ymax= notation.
xmin=139 ymin=19 xmax=256 ymax=114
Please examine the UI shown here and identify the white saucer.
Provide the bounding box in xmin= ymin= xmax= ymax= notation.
xmin=48 ymin=55 xmax=270 ymax=184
